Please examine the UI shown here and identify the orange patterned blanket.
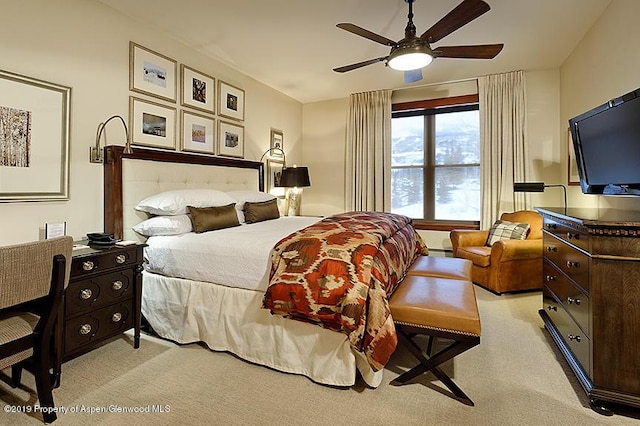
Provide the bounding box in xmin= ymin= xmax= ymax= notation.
xmin=262 ymin=211 xmax=428 ymax=371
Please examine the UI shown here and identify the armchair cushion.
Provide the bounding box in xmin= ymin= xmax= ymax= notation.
xmin=486 ymin=220 xmax=530 ymax=246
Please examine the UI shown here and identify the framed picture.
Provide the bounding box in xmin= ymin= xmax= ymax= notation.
xmin=218 ymin=80 xmax=245 ymax=121
xmin=270 ymin=128 xmax=284 ymax=157
xmin=0 ymin=69 xmax=70 ymax=202
xmin=217 ymin=120 xmax=244 ymax=158
xmin=129 ymin=97 xmax=176 ymax=150
xmin=129 ymin=42 xmax=177 ymax=102
xmin=181 ymin=64 xmax=215 ymax=114
xmin=181 ymin=111 xmax=215 ymax=154
xmin=267 ymin=158 xmax=286 ymax=198
xmin=568 ymin=127 xmax=580 ymax=185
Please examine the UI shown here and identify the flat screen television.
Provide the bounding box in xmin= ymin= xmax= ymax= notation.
xmin=569 ymin=87 xmax=640 ymax=195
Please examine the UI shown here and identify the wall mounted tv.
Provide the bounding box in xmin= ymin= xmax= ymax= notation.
xmin=569 ymin=87 xmax=640 ymax=195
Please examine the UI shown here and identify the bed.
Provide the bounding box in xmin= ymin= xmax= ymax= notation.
xmin=103 ymin=145 xmax=425 ymax=387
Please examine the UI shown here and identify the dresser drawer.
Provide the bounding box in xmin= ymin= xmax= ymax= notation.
xmin=70 ymin=246 xmax=140 ymax=277
xmin=543 ymin=261 xmax=590 ymax=336
xmin=64 ymin=302 xmax=133 ymax=353
xmin=542 ymin=291 xmax=591 ymax=376
xmin=543 ymin=217 xmax=590 ymax=252
xmin=65 ymin=269 xmax=134 ymax=316
xmin=543 ymin=233 xmax=590 ymax=293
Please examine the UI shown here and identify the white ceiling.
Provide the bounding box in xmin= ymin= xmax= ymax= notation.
xmin=98 ymin=0 xmax=612 ymax=104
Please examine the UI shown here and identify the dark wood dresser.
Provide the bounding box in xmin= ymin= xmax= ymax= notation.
xmin=54 ymin=242 xmax=144 ymax=382
xmin=536 ymin=207 xmax=640 ymax=415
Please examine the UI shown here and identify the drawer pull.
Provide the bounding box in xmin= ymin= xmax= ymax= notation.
xmin=82 ymin=260 xmax=95 ymax=271
xmin=80 ymin=289 xmax=93 ymax=300
xmin=546 ymin=223 xmax=557 ymax=230
xmin=111 ymin=312 xmax=122 ymax=323
xmin=546 ymin=246 xmax=557 ymax=253
xmin=567 ymin=297 xmax=581 ymax=305
xmin=566 ymin=261 xmax=580 ymax=269
xmin=566 ymin=232 xmax=580 ymax=240
xmin=79 ymin=324 xmax=92 ymax=335
xmin=546 ymin=275 xmax=556 ymax=282
xmin=568 ymin=334 xmax=582 ymax=343
xmin=112 ymin=280 xmax=123 ymax=291
xmin=546 ymin=305 xmax=557 ymax=312
xmin=115 ymin=254 xmax=127 ymax=264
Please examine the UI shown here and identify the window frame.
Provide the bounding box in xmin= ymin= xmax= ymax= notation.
xmin=392 ymin=94 xmax=481 ymax=231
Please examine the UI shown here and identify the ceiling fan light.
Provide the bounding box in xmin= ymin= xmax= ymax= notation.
xmin=387 ymin=51 xmax=433 ymax=71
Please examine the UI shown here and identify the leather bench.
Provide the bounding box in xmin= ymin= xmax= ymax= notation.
xmin=406 ymin=255 xmax=472 ymax=280
xmin=389 ymin=274 xmax=481 ymax=405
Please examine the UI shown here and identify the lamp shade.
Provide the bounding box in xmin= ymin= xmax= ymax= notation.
xmin=513 ymin=182 xmax=545 ymax=192
xmin=280 ymin=166 xmax=310 ymax=188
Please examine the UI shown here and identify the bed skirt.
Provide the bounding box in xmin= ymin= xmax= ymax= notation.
xmin=141 ymin=271 xmax=383 ymax=387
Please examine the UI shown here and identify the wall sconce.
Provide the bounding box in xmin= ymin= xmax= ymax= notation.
xmin=513 ymin=182 xmax=567 ymax=212
xmin=280 ymin=166 xmax=311 ymax=216
xmin=90 ymin=115 xmax=132 ymax=163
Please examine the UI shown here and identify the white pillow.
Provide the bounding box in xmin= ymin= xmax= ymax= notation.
xmin=226 ymin=190 xmax=277 ymax=222
xmin=132 ymin=215 xmax=193 ymax=236
xmin=135 ymin=189 xmax=236 ymax=215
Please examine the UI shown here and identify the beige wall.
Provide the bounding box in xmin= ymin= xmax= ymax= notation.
xmin=561 ymin=0 xmax=640 ymax=211
xmin=0 ymin=0 xmax=302 ymax=245
xmin=302 ymin=70 xmax=562 ymax=250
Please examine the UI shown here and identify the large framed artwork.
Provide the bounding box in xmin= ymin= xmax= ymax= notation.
xmin=218 ymin=80 xmax=245 ymax=121
xmin=267 ymin=158 xmax=285 ymax=198
xmin=0 ymin=69 xmax=70 ymax=202
xmin=181 ymin=64 xmax=215 ymax=114
xmin=567 ymin=127 xmax=580 ymax=186
xmin=129 ymin=97 xmax=176 ymax=150
xmin=181 ymin=111 xmax=215 ymax=155
xmin=129 ymin=42 xmax=177 ymax=102
xmin=217 ymin=120 xmax=244 ymax=158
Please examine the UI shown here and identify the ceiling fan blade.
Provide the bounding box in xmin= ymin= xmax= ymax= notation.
xmin=333 ymin=57 xmax=388 ymax=73
xmin=420 ymin=0 xmax=490 ymax=43
xmin=434 ymin=44 xmax=504 ymax=59
xmin=404 ymin=69 xmax=423 ymax=84
xmin=336 ymin=23 xmax=397 ymax=47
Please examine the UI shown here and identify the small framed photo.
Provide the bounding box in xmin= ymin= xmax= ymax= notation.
xmin=129 ymin=97 xmax=176 ymax=150
xmin=267 ymin=158 xmax=285 ymax=198
xmin=217 ymin=120 xmax=244 ymax=158
xmin=181 ymin=64 xmax=215 ymax=114
xmin=270 ymin=128 xmax=284 ymax=157
xmin=181 ymin=111 xmax=215 ymax=154
xmin=568 ymin=127 xmax=580 ymax=186
xmin=218 ymin=80 xmax=245 ymax=121
xmin=129 ymin=42 xmax=177 ymax=102
xmin=45 ymin=221 xmax=67 ymax=239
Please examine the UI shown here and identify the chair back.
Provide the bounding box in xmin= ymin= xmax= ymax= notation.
xmin=0 ymin=236 xmax=73 ymax=310
xmin=500 ymin=210 xmax=543 ymax=240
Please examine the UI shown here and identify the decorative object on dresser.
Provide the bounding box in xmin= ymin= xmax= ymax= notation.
xmin=54 ymin=241 xmax=145 ymax=385
xmin=537 ymin=207 xmax=640 ymax=416
xmin=129 ymin=41 xmax=177 ymax=102
xmin=129 ymin=97 xmax=177 ymax=150
xmin=450 ymin=210 xmax=543 ymax=294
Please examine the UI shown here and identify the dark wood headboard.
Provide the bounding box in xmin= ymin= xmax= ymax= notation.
xmin=103 ymin=145 xmax=265 ymax=239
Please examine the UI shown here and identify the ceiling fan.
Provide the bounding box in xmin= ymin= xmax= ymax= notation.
xmin=333 ymin=0 xmax=503 ymax=83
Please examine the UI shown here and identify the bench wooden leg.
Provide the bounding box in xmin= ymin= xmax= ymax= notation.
xmin=391 ymin=326 xmax=480 ymax=406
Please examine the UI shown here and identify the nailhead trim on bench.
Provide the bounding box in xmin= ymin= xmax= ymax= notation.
xmin=394 ymin=320 xmax=480 ymax=338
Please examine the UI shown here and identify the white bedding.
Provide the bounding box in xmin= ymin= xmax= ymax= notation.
xmin=144 ymin=216 xmax=319 ymax=291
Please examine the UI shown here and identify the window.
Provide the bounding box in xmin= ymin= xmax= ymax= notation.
xmin=391 ymin=97 xmax=480 ymax=228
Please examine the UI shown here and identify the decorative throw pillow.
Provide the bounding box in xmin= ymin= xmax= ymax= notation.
xmin=187 ymin=204 xmax=240 ymax=233
xmin=132 ymin=214 xmax=193 ymax=237
xmin=244 ymin=199 xmax=280 ymax=224
xmin=226 ymin=190 xmax=277 ymax=222
xmin=136 ymin=189 xmax=236 ymax=216
xmin=486 ymin=220 xmax=530 ymax=246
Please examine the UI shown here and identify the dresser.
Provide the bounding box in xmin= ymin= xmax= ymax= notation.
xmin=54 ymin=242 xmax=144 ymax=383
xmin=536 ymin=207 xmax=640 ymax=415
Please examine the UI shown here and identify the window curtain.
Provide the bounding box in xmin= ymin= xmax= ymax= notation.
xmin=345 ymin=89 xmax=392 ymax=211
xmin=478 ymin=70 xmax=529 ymax=228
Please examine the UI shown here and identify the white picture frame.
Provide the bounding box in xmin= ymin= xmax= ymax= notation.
xmin=218 ymin=80 xmax=245 ymax=121
xmin=181 ymin=64 xmax=215 ymax=114
xmin=217 ymin=120 xmax=244 ymax=158
xmin=129 ymin=42 xmax=177 ymax=102
xmin=181 ymin=111 xmax=215 ymax=155
xmin=129 ymin=97 xmax=176 ymax=150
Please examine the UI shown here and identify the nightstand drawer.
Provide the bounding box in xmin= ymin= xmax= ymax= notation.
xmin=64 ymin=302 xmax=133 ymax=353
xmin=65 ymin=269 xmax=134 ymax=316
xmin=70 ymin=246 xmax=140 ymax=277
xmin=544 ymin=233 xmax=590 ymax=292
xmin=543 ymin=261 xmax=590 ymax=336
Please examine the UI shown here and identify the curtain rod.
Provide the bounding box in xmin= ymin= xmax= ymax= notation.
xmin=392 ymin=76 xmax=478 ymax=92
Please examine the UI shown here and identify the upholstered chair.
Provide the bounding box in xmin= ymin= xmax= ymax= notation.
xmin=0 ymin=236 xmax=73 ymax=423
xmin=450 ymin=210 xmax=543 ymax=294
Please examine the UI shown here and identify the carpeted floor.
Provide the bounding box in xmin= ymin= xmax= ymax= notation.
xmin=1 ymin=287 xmax=639 ymax=425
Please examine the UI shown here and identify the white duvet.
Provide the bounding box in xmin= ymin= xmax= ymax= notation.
xmin=143 ymin=216 xmax=320 ymax=291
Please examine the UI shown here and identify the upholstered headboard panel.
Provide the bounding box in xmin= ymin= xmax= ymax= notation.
xmin=104 ymin=145 xmax=264 ymax=241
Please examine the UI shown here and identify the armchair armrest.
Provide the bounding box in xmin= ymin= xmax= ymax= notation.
xmin=491 ymin=238 xmax=543 ymax=262
xmin=450 ymin=230 xmax=489 ymax=256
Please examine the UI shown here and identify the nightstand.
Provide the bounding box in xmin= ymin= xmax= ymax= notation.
xmin=53 ymin=241 xmax=144 ymax=385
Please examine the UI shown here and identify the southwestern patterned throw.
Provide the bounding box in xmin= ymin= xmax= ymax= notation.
xmin=263 ymin=211 xmax=428 ymax=371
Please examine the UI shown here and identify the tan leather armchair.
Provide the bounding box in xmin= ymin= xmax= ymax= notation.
xmin=450 ymin=210 xmax=543 ymax=294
